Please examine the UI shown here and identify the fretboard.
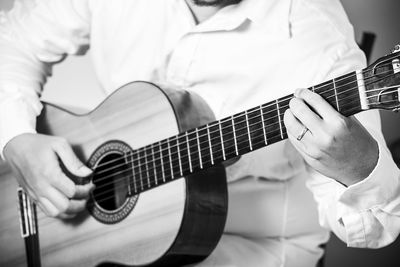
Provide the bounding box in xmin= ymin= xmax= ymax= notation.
xmin=121 ymin=71 xmax=363 ymax=194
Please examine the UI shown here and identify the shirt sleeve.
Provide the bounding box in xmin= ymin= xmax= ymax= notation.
xmin=0 ymin=0 xmax=91 ymax=158
xmin=306 ymin=42 xmax=400 ymax=248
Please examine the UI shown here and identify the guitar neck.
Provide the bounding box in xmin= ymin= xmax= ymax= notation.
xmin=124 ymin=70 xmax=367 ymax=194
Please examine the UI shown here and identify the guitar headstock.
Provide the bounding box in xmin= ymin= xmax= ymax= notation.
xmin=363 ymin=44 xmax=400 ymax=112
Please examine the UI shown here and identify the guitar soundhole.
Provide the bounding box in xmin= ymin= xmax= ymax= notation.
xmin=87 ymin=140 xmax=138 ymax=224
xmin=92 ymin=153 xmax=130 ymax=211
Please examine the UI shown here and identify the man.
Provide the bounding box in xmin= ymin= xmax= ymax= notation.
xmin=1 ymin=0 xmax=400 ymax=266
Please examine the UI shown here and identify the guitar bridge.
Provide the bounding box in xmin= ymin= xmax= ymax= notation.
xmin=17 ymin=188 xmax=37 ymax=238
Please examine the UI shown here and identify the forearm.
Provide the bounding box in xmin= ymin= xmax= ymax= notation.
xmin=0 ymin=0 xmax=91 ymax=156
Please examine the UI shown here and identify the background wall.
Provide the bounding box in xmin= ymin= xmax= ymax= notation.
xmin=1 ymin=0 xmax=400 ymax=266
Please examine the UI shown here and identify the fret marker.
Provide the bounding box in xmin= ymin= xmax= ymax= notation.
xmin=333 ymin=78 xmax=340 ymax=111
xmin=196 ymin=128 xmax=203 ymax=169
xmin=276 ymin=100 xmax=284 ymax=139
xmin=207 ymin=125 xmax=214 ymax=165
xmin=260 ymin=105 xmax=268 ymax=145
xmin=356 ymin=69 xmax=368 ymax=110
xmin=232 ymin=117 xmax=238 ymax=155
xmin=151 ymin=144 xmax=157 ymax=185
xmin=186 ymin=132 xmax=193 ymax=173
xmin=177 ymin=137 xmax=183 ymax=176
xmin=168 ymin=141 xmax=174 ymax=179
xmin=219 ymin=122 xmax=226 ymax=160
xmin=245 ymin=111 xmax=252 ymax=150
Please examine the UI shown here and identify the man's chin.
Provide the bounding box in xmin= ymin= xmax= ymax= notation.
xmin=192 ymin=0 xmax=242 ymax=7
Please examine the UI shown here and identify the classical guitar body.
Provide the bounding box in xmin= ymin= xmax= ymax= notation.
xmin=2 ymin=82 xmax=228 ymax=267
xmin=3 ymin=45 xmax=400 ymax=267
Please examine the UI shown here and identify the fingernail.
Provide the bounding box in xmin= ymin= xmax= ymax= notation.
xmin=294 ymin=88 xmax=301 ymax=97
xmin=79 ymin=165 xmax=93 ymax=176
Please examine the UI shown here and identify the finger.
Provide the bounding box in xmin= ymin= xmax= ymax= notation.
xmin=52 ymin=138 xmax=92 ymax=177
xmin=283 ymin=109 xmax=312 ymax=145
xmin=51 ymin=172 xmax=77 ymax=199
xmin=37 ymin=196 xmax=61 ymax=217
xmin=295 ymin=88 xmax=342 ymax=121
xmin=42 ymin=187 xmax=70 ymax=216
xmin=73 ymin=182 xmax=95 ymax=199
xmin=288 ymin=97 xmax=321 ymax=135
xmin=65 ymin=199 xmax=87 ymax=214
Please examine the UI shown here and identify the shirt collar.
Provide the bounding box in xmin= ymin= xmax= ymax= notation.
xmin=189 ymin=0 xmax=292 ymax=38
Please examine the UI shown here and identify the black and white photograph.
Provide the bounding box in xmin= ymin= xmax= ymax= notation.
xmin=0 ymin=0 xmax=400 ymax=266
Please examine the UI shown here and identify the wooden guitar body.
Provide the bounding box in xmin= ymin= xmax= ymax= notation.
xmin=2 ymin=45 xmax=400 ymax=267
xmin=0 ymin=82 xmax=228 ymax=267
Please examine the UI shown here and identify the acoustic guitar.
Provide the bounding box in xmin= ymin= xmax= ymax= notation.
xmin=1 ymin=46 xmax=400 ymax=267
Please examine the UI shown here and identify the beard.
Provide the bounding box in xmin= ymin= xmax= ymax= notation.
xmin=192 ymin=0 xmax=242 ymax=7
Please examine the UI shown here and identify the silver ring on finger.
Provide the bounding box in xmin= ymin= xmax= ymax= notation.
xmin=296 ymin=126 xmax=309 ymax=141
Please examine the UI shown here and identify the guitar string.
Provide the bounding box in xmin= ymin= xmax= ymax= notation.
xmin=92 ymin=65 xmax=399 ymax=172
xmin=35 ymin=95 xmax=363 ymax=223
xmin=35 ymin=84 xmax=398 ymax=224
xmin=90 ymin=71 xmax=400 ymax=181
xmin=84 ymin=93 xmax=375 ymax=201
xmin=72 ymin=77 xmax=400 ymax=201
xmin=85 ymin=79 xmax=399 ymax=196
xmin=34 ymin=68 xmax=399 ymax=223
xmin=33 ymin=70 xmax=396 ymax=224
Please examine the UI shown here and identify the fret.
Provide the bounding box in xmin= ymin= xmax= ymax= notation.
xmin=169 ymin=136 xmax=181 ymax=178
xmin=220 ymin=119 xmax=236 ymax=159
xmin=188 ymin=130 xmax=200 ymax=171
xmin=247 ymin=106 xmax=268 ymax=150
xmin=262 ymin=101 xmax=282 ymax=144
xmin=176 ymin=137 xmax=183 ymax=176
xmin=233 ymin=112 xmax=251 ymax=154
xmin=138 ymin=148 xmax=144 ymax=191
xmin=159 ymin=142 xmax=166 ymax=182
xmin=177 ymin=134 xmax=190 ymax=176
xmin=219 ymin=122 xmax=226 ymax=160
xmin=153 ymin=142 xmax=163 ymax=184
xmin=207 ymin=125 xmax=214 ymax=165
xmin=209 ymin=122 xmax=223 ymax=163
xmin=277 ymin=95 xmax=291 ymax=139
xmin=151 ymin=144 xmax=157 ymax=185
xmin=231 ymin=117 xmax=238 ymax=155
xmin=311 ymin=85 xmax=316 ymax=92
xmin=332 ymin=78 xmax=340 ymax=111
xmin=276 ymin=100 xmax=284 ymax=139
xmin=196 ymin=128 xmax=203 ymax=169
xmin=130 ymin=151 xmax=138 ymax=193
xmin=167 ymin=139 xmax=174 ymax=179
xmin=145 ymin=146 xmax=152 ymax=188
xmin=245 ymin=111 xmax=252 ymax=150
xmin=313 ymin=80 xmax=332 ymax=105
xmin=356 ymin=69 xmax=368 ymax=110
xmin=260 ymin=105 xmax=267 ymax=145
xmin=334 ymin=72 xmax=361 ymax=116
xmin=185 ymin=132 xmax=193 ymax=173
xmin=196 ymin=126 xmax=212 ymax=168
xmin=124 ymin=152 xmax=132 ymax=195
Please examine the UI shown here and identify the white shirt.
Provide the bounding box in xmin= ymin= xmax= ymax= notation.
xmin=1 ymin=0 xmax=400 ymax=266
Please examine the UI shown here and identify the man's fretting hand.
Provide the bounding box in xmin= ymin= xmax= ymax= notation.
xmin=3 ymin=133 xmax=94 ymax=218
xmin=283 ymin=88 xmax=379 ymax=186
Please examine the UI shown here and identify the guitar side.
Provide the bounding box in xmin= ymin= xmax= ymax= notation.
xmin=8 ymin=82 xmax=227 ymax=267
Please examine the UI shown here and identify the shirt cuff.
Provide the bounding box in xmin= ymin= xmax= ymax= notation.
xmin=338 ymin=140 xmax=399 ymax=211
xmin=335 ymin=140 xmax=400 ymax=247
